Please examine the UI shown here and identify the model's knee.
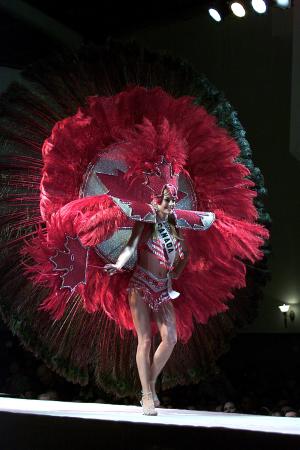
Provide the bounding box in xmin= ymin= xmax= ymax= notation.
xmin=162 ymin=331 xmax=177 ymax=347
xmin=137 ymin=336 xmax=152 ymax=352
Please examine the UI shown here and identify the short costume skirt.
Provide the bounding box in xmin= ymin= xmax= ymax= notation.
xmin=128 ymin=265 xmax=180 ymax=311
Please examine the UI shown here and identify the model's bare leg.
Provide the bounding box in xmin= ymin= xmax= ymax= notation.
xmin=150 ymin=302 xmax=177 ymax=405
xmin=128 ymin=288 xmax=156 ymax=414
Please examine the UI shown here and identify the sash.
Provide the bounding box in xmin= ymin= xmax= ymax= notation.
xmin=157 ymin=221 xmax=180 ymax=299
xmin=157 ymin=221 xmax=176 ymax=267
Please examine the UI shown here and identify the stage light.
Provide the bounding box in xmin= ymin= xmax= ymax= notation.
xmin=274 ymin=0 xmax=291 ymax=7
xmin=230 ymin=2 xmax=246 ymax=17
xmin=278 ymin=303 xmax=296 ymax=329
xmin=251 ymin=0 xmax=267 ymax=13
xmin=208 ymin=8 xmax=222 ymax=22
xmin=278 ymin=304 xmax=290 ymax=313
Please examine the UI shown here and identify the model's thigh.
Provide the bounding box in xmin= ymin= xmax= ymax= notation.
xmin=153 ymin=302 xmax=177 ymax=341
xmin=128 ymin=288 xmax=152 ymax=338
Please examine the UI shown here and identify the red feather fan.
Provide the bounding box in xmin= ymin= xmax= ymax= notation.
xmin=22 ymin=86 xmax=268 ymax=344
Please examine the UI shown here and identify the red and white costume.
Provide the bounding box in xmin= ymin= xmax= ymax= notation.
xmin=0 ymin=82 xmax=269 ymax=395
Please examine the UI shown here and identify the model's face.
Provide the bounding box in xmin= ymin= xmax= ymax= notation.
xmin=157 ymin=189 xmax=176 ymax=215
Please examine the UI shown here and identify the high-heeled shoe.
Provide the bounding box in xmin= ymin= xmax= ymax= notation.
xmin=150 ymin=380 xmax=160 ymax=407
xmin=140 ymin=391 xmax=158 ymax=416
xmin=152 ymin=392 xmax=160 ymax=408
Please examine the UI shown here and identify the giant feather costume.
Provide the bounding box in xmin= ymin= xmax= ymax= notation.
xmin=0 ymin=42 xmax=270 ymax=396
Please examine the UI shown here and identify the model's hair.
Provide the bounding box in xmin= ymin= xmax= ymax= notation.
xmin=152 ymin=185 xmax=178 ymax=205
xmin=168 ymin=214 xmax=183 ymax=240
xmin=150 ymin=214 xmax=182 ymax=241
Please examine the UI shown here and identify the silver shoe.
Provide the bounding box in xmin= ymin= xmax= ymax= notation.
xmin=140 ymin=391 xmax=158 ymax=416
xmin=150 ymin=380 xmax=160 ymax=407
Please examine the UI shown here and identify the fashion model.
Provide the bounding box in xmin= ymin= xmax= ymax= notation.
xmin=105 ymin=180 xmax=194 ymax=414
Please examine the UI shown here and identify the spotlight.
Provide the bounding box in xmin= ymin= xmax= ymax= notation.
xmin=251 ymin=0 xmax=267 ymax=13
xmin=274 ymin=0 xmax=291 ymax=7
xmin=278 ymin=304 xmax=290 ymax=313
xmin=230 ymin=2 xmax=246 ymax=17
xmin=208 ymin=2 xmax=227 ymax=22
xmin=208 ymin=8 xmax=222 ymax=22
xmin=278 ymin=304 xmax=296 ymax=328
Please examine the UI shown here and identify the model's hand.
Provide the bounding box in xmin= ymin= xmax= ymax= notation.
xmin=103 ymin=263 xmax=121 ymax=276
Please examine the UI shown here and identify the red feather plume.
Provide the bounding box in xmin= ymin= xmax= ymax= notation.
xmin=22 ymin=86 xmax=268 ymax=343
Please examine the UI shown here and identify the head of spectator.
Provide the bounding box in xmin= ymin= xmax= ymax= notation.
xmin=271 ymin=410 xmax=281 ymax=416
xmin=281 ymin=405 xmax=295 ymax=416
xmin=259 ymin=406 xmax=271 ymax=416
xmin=38 ymin=390 xmax=58 ymax=401
xmin=223 ymin=401 xmax=237 ymax=413
xmin=284 ymin=408 xmax=298 ymax=417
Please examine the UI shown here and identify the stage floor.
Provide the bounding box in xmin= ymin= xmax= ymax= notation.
xmin=0 ymin=396 xmax=300 ymax=436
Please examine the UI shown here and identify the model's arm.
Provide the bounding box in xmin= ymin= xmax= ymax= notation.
xmin=104 ymin=221 xmax=144 ymax=275
xmin=171 ymin=230 xmax=189 ymax=280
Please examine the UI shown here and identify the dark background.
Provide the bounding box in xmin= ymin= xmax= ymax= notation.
xmin=0 ymin=0 xmax=299 ymax=412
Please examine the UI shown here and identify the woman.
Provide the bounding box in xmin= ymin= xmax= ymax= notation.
xmin=104 ymin=185 xmax=189 ymax=415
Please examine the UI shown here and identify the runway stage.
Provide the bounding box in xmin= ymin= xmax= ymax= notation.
xmin=1 ymin=397 xmax=300 ymax=450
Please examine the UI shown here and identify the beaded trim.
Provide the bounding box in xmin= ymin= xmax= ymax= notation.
xmin=128 ymin=266 xmax=174 ymax=311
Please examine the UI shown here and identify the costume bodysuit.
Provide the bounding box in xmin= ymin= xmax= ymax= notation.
xmin=128 ymin=220 xmax=184 ymax=311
